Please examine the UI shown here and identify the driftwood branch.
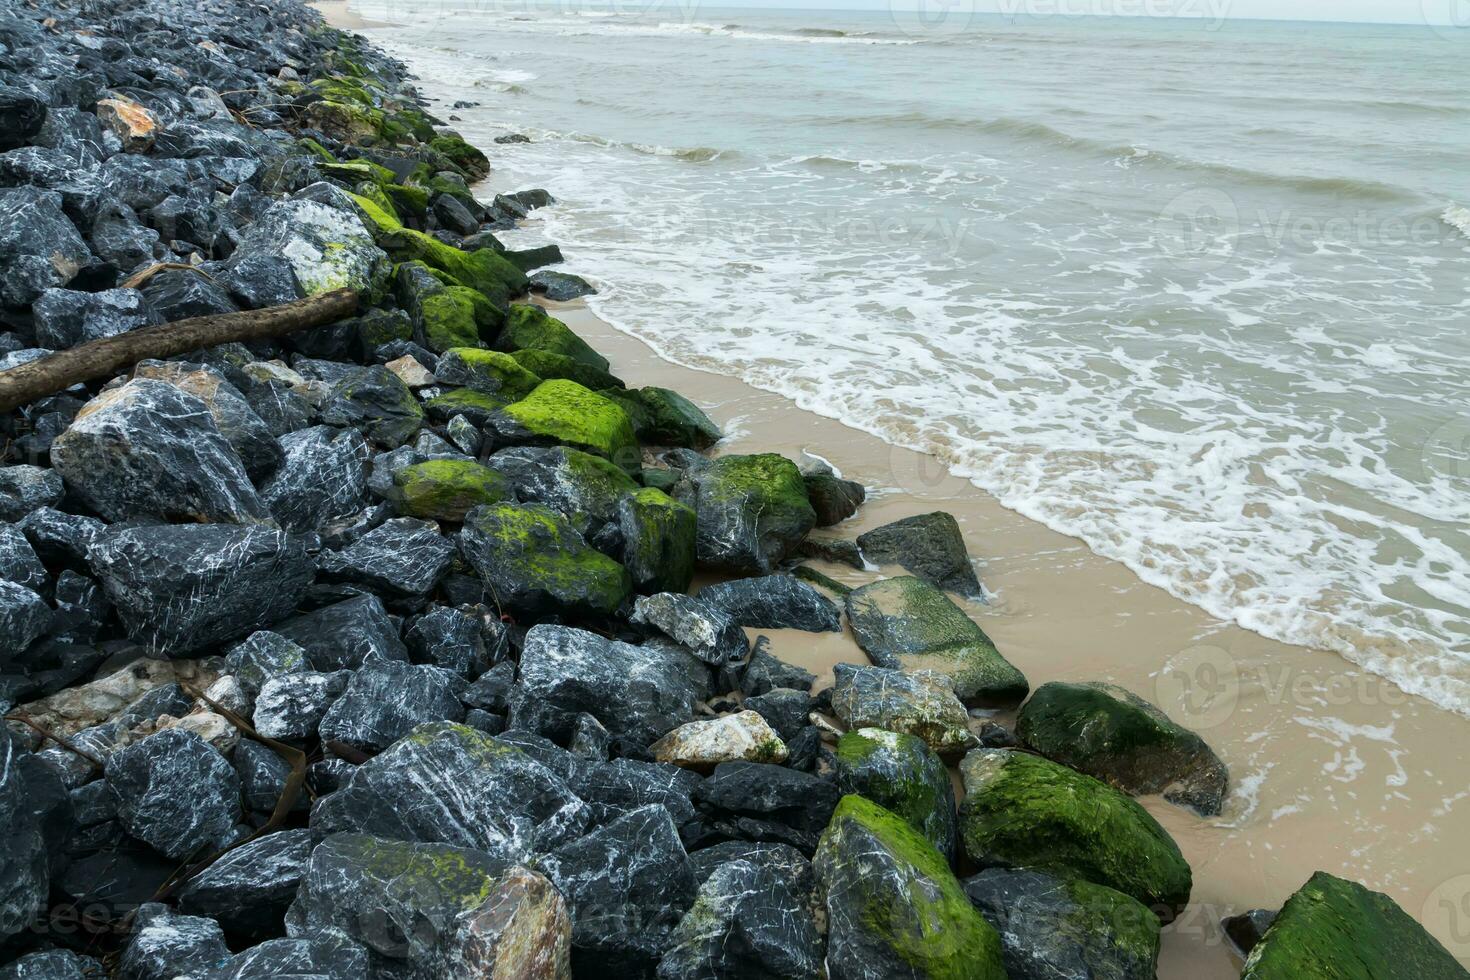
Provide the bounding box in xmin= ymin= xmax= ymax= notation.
xmin=0 ymin=288 xmax=360 ymax=413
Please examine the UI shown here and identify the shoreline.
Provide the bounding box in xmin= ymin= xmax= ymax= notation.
xmin=317 ymin=2 xmax=1470 ymax=971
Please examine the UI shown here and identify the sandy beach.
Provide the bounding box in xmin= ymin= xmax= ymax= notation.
xmin=316 ymin=2 xmax=1470 ymax=973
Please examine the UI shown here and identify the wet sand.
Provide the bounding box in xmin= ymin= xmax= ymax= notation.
xmin=316 ymin=4 xmax=1470 ymax=972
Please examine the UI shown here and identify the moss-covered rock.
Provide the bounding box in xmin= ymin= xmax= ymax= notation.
xmin=494 ymin=305 xmax=609 ymax=372
xmin=383 ymin=183 xmax=429 ymax=223
xmin=436 ymin=348 xmax=542 ymax=401
xmin=388 ymin=459 xmax=511 ymax=521
xmin=323 ymin=159 xmax=396 ymax=186
xmin=957 ymin=748 xmax=1192 ymax=918
xmin=509 ymin=349 xmax=624 ymax=391
xmin=487 ymin=445 xmax=637 ymax=538
xmin=618 ymin=487 xmax=697 ymax=595
xmin=459 ymin=501 xmax=632 ymax=618
xmin=598 ymin=386 xmax=722 ymax=450
xmin=676 ymin=453 xmax=816 ymax=575
xmin=304 ymin=100 xmax=383 ymax=143
xmin=351 ymin=192 xmax=526 ymax=303
xmin=829 ymin=665 xmax=973 ymax=759
xmin=962 ymin=867 xmax=1161 ymax=980
xmin=423 ymin=388 xmax=509 ymax=427
xmin=814 ymin=795 xmax=1006 ymax=980
xmin=1242 ymin=872 xmax=1464 ymax=980
xmin=1016 ymin=681 xmax=1229 ymax=816
xmin=394 ymin=261 xmax=499 ymax=354
xmin=430 ymin=132 xmax=491 ymax=180
xmin=846 ymin=576 xmax=1027 ymax=708
xmin=835 ymin=727 xmax=957 ymax=863
xmin=490 ymin=380 xmax=640 ymax=475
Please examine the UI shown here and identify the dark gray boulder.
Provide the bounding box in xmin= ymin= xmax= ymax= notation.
xmin=803 ymin=463 xmax=865 ymax=527
xmin=674 ymin=453 xmax=815 ymax=575
xmin=0 ymin=580 xmax=51 ymax=663
xmin=0 ymin=525 xmax=49 ymax=594
xmin=87 ymin=523 xmax=311 ymax=654
xmin=118 ymin=904 xmax=232 ymax=980
xmin=88 ymin=199 xmax=161 ymax=272
xmin=1223 ymin=908 xmax=1277 ymax=956
xmin=518 ymin=625 xmax=709 ymax=744
xmin=51 ymin=379 xmax=270 ymax=525
xmin=540 ymin=804 xmax=697 ymax=974
xmin=85 ymin=525 xmax=310 ymax=655
xmin=270 ymin=593 xmax=409 ymax=671
xmin=234 ymin=738 xmax=304 ymax=814
xmin=106 ymin=728 xmax=240 ymax=860
xmin=195 ymin=933 xmax=368 ymax=980
xmin=657 ymin=856 xmax=824 ymax=980
xmin=0 ymin=87 xmax=46 ymax=152
xmin=744 ymin=687 xmax=813 ymax=740
xmin=404 ymin=605 xmax=490 ymax=676
xmin=0 ymin=186 xmax=90 ymax=308
xmin=529 ymin=269 xmax=596 ymax=301
xmin=697 ymin=573 xmax=841 ymax=632
xmin=311 ymin=720 xmax=589 ymax=858
xmin=140 ymin=270 xmax=237 ymax=321
xmin=829 ymin=664 xmax=974 ymax=758
xmin=218 ymin=252 xmax=304 ymax=310
xmin=487 ymin=445 xmax=637 ymax=537
xmin=599 ymin=387 xmax=722 ymax=451
xmin=0 ymin=722 xmax=49 ymax=944
xmin=318 ymin=365 xmax=425 ymax=448
xmin=856 ymin=511 xmax=982 ymax=598
xmin=129 ymin=360 xmax=283 ymax=481
xmin=18 ymin=507 xmax=105 ymax=570
xmin=225 ymin=630 xmax=311 ymax=702
xmin=835 ymin=727 xmax=957 ymax=862
xmin=318 ymin=517 xmax=455 ymax=598
xmin=570 ymin=757 xmax=703 ymax=830
xmin=618 ymin=486 xmax=698 ymax=596
xmin=694 ymin=762 xmax=841 ymax=854
xmin=0 ymin=467 xmax=65 ymax=522
xmin=253 ymin=671 xmax=350 ymax=741
xmin=258 ymin=425 xmax=371 ymax=534
xmin=963 ymin=868 xmax=1161 ymax=980
xmin=738 ymin=640 xmax=816 ymax=696
xmin=0 ymin=949 xmax=104 ymax=980
xmin=317 ymin=661 xmax=467 ymax=753
xmin=630 ymin=592 xmax=748 ymax=667
xmin=32 ymin=287 xmax=157 ymax=349
xmin=176 ymin=829 xmax=312 ymax=938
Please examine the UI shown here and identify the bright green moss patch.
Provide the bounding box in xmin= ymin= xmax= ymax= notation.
xmin=496 ymin=379 xmax=640 ymax=474
xmin=598 ymin=386 xmax=722 ymax=449
xmin=511 ymin=349 xmax=624 ymax=391
xmin=436 ymin=348 xmax=542 ymax=401
xmin=423 ymin=388 xmax=510 ymax=426
xmin=836 ymin=727 xmax=956 ymax=861
xmin=495 ymin=304 xmax=609 ymax=372
xmin=618 ymin=486 xmax=696 ymax=595
xmin=388 ymin=459 xmax=511 ymax=521
xmin=418 ymin=289 xmax=482 ymax=353
xmin=429 ymin=132 xmax=491 ymax=179
xmin=350 ymin=192 xmax=527 ymax=303
xmin=323 ymin=159 xmax=396 ymax=186
xmin=383 ymin=183 xmax=429 ymax=221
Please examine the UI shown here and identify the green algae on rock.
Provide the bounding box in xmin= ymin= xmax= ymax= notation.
xmin=618 ymin=486 xmax=697 ymax=595
xmin=435 ymin=347 xmax=543 ymax=401
xmin=490 ymin=380 xmax=641 ymax=475
xmin=846 ymin=575 xmax=1028 ymax=708
xmin=1016 ymin=681 xmax=1229 ymax=816
xmin=957 ymin=748 xmax=1193 ymax=918
xmin=423 ymin=388 xmax=510 ymax=426
xmin=388 ymin=459 xmax=511 ymax=521
xmin=495 ymin=304 xmax=611 ymax=372
xmin=676 ymin=452 xmax=816 ymax=575
xmin=835 ymin=727 xmax=958 ymax=862
xmin=598 ymin=386 xmax=723 ymax=450
xmin=829 ymin=664 xmax=974 ymax=759
xmin=815 ymin=795 xmax=1007 ymax=980
xmin=510 ymin=348 xmax=625 ymax=391
xmin=459 ymin=501 xmax=632 ymax=617
xmin=1242 ymin=871 xmax=1467 ymax=980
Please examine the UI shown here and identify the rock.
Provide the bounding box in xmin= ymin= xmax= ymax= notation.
xmin=835 ymin=727 xmax=957 ymax=862
xmin=1242 ymin=872 xmax=1464 ymax=979
xmin=272 ymin=593 xmax=410 ymax=671
xmin=571 ymin=757 xmax=703 ymax=829
xmin=434 ymin=348 xmax=542 ymax=400
xmin=52 ymin=379 xmax=269 ymax=524
xmin=0 ymin=950 xmax=104 ymax=980
xmin=385 ymin=353 xmax=436 ymax=388
xmin=225 ymin=631 xmax=311 ymax=701
xmin=405 ymin=605 xmax=492 ymax=676
xmin=319 ymin=517 xmax=456 ymax=597
xmin=318 ymin=365 xmax=426 ymax=448
xmin=140 ymin=271 xmax=238 ymax=321
xmin=233 ymin=198 xmax=389 ymax=297
xmin=738 ymin=642 xmax=817 ymax=696
xmin=0 ymin=467 xmax=65 ymax=522
xmin=106 ymin=728 xmax=240 ymax=860
xmin=509 ymin=348 xmax=624 ymax=391
xmin=630 ymin=592 xmax=748 ymax=667
xmin=798 ymin=532 xmax=865 ymax=569
xmin=676 ymin=454 xmax=816 ymax=574
xmin=119 ymin=904 xmax=230 ymax=980
xmin=856 ymin=512 xmax=982 ymax=598
xmin=618 ymin=487 xmax=697 ymax=595
xmin=89 ymin=199 xmax=161 ymax=272
xmin=32 ymin=287 xmax=158 ymax=349
xmin=744 ymin=687 xmax=812 ymax=740
xmin=96 ymin=97 xmax=158 ymax=153
xmin=846 ymin=576 xmax=1027 ymax=707
xmin=87 ymin=523 xmax=310 ymax=654
xmin=1222 ymin=908 xmax=1277 ymax=956
xmin=518 ymin=625 xmax=708 ymax=745
xmin=957 ymin=748 xmax=1192 ymax=917
xmin=284 ymin=833 xmax=511 ymax=970
xmin=218 ymin=253 xmax=304 ymax=310
xmin=651 ymin=711 xmax=787 ymax=771
xmin=440 ymin=866 xmax=573 ymax=980
xmin=131 ymin=360 xmax=284 ymax=480
xmin=257 ymin=425 xmax=370 ymax=533
xmin=195 ymin=933 xmax=368 ymax=980
xmin=0 ymin=87 xmax=46 ymax=152
xmin=1016 ymin=681 xmax=1229 ymax=816
xmin=658 ymin=855 xmax=823 ymax=980
xmin=815 ymin=795 xmax=1005 ymax=980
xmin=488 ymin=445 xmax=637 ymax=537
xmin=598 ymin=387 xmax=722 ymax=450
xmin=10 ymin=657 xmax=224 ymax=738
xmin=176 ymin=829 xmax=312 ymax=938
xmin=0 ymin=525 xmax=48 ymax=594
xmin=253 ymin=671 xmax=348 ymax=740
xmin=698 ymin=574 xmax=841 ymax=632
xmin=318 ymin=661 xmax=466 ymax=754
xmin=18 ymin=506 xmax=103 ymax=568
xmin=495 ymin=304 xmax=609 ymax=371
xmin=829 ymin=664 xmax=974 ymax=758
xmin=0 ymin=580 xmax=50 ymax=663
xmin=388 ymin=458 xmax=511 ymax=521
xmin=540 ymin=804 xmax=697 ymax=973
xmin=235 ymin=738 xmax=303 ymax=814
xmin=693 ymin=761 xmax=841 ymax=852
xmin=529 ymin=270 xmax=596 ymax=301
xmin=0 ymin=187 xmax=90 ymax=308
xmin=312 ymin=721 xmax=588 ymax=858
xmin=488 ymin=380 xmax=640 ymax=475
xmin=0 ymin=722 xmax=48 ymax=944
xmin=803 ymin=468 xmax=865 ymax=527
xmin=963 ymin=868 xmax=1161 ymax=980
xmin=459 ymin=502 xmax=631 ymax=619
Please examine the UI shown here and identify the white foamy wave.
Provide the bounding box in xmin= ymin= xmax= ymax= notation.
xmin=1444 ymin=204 xmax=1470 ymax=240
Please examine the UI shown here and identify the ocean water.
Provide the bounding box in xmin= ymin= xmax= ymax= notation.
xmin=358 ymin=2 xmax=1470 ymax=714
